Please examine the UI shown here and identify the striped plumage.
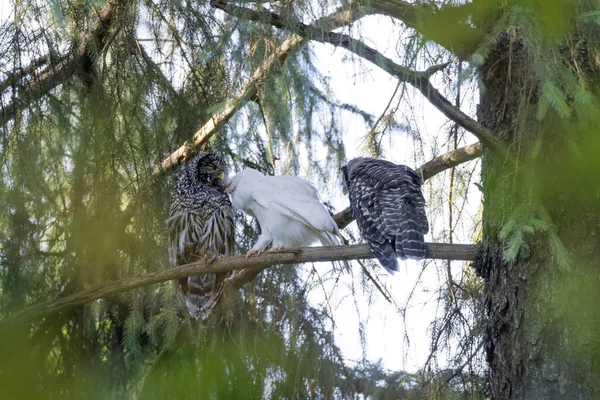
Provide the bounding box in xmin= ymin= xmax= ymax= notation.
xmin=341 ymin=157 xmax=429 ymax=274
xmin=167 ymin=152 xmax=235 ymax=320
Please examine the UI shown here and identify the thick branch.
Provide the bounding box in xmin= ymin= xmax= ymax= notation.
xmin=0 ymin=54 xmax=51 ymax=93
xmin=333 ymin=142 xmax=483 ymax=229
xmin=212 ymin=2 xmax=506 ymax=157
xmin=0 ymin=0 xmax=129 ymax=127
xmin=0 ymin=243 xmax=477 ymax=331
xmin=153 ymin=34 xmax=305 ymax=175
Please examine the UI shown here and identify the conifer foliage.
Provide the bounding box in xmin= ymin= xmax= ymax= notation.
xmin=6 ymin=0 xmax=600 ymax=398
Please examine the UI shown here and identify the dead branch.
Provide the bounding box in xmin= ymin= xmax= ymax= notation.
xmin=153 ymin=34 xmax=304 ymax=174
xmin=0 ymin=0 xmax=130 ymax=127
xmin=0 ymin=243 xmax=477 ymax=331
xmin=418 ymin=142 xmax=482 ymax=181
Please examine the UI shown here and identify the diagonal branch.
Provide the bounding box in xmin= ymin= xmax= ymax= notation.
xmin=211 ymin=1 xmax=506 ymax=157
xmin=418 ymin=142 xmax=482 ymax=181
xmin=153 ymin=33 xmax=305 ymax=175
xmin=333 ymin=142 xmax=483 ymax=229
xmin=0 ymin=0 xmax=131 ymax=128
xmin=154 ymin=3 xmax=370 ymax=175
xmin=0 ymin=242 xmax=478 ymax=331
xmin=0 ymin=54 xmax=52 ymax=93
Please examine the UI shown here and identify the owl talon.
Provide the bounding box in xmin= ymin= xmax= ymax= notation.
xmin=246 ymin=249 xmax=261 ymax=259
xmin=204 ymin=253 xmax=219 ymax=265
xmin=266 ymin=245 xmax=286 ymax=253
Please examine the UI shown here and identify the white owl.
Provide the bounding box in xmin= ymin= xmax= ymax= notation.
xmin=225 ymin=168 xmax=346 ymax=258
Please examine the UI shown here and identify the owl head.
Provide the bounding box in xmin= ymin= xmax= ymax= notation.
xmin=186 ymin=151 xmax=228 ymax=188
xmin=341 ymin=157 xmax=369 ymax=194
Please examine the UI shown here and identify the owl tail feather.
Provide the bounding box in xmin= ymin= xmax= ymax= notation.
xmin=368 ymin=240 xmax=400 ymax=274
xmin=184 ymin=273 xmax=226 ymax=320
xmin=397 ymin=207 xmax=426 ymax=260
xmin=320 ymin=231 xmax=351 ymax=273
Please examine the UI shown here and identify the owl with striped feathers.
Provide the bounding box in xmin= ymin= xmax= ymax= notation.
xmin=167 ymin=152 xmax=235 ymax=320
xmin=341 ymin=157 xmax=429 ymax=274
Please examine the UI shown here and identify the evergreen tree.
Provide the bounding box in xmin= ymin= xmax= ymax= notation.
xmin=6 ymin=0 xmax=597 ymax=399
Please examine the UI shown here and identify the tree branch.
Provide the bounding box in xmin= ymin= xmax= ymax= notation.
xmin=418 ymin=142 xmax=482 ymax=181
xmin=367 ymin=0 xmax=483 ymax=60
xmin=154 ymin=3 xmax=369 ymax=175
xmin=153 ymin=33 xmax=304 ymax=174
xmin=0 ymin=54 xmax=52 ymax=93
xmin=0 ymin=243 xmax=477 ymax=331
xmin=333 ymin=142 xmax=483 ymax=229
xmin=0 ymin=0 xmax=130 ymax=128
xmin=210 ymin=2 xmax=507 ymax=157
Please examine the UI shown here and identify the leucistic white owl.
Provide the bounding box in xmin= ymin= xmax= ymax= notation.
xmin=225 ymin=168 xmax=346 ymax=259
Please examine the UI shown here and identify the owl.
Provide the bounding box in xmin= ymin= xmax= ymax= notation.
xmin=225 ymin=168 xmax=346 ymax=263
xmin=167 ymin=152 xmax=235 ymax=320
xmin=341 ymin=157 xmax=429 ymax=274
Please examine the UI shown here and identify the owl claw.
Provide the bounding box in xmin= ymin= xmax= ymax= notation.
xmin=266 ymin=245 xmax=286 ymax=253
xmin=246 ymin=249 xmax=261 ymax=259
xmin=203 ymin=253 xmax=219 ymax=265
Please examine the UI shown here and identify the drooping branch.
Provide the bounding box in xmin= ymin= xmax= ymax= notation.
xmin=0 ymin=0 xmax=130 ymax=128
xmin=211 ymin=1 xmax=506 ymax=157
xmin=211 ymin=0 xmax=482 ymax=60
xmin=333 ymin=142 xmax=483 ymax=229
xmin=0 ymin=243 xmax=477 ymax=331
xmin=154 ymin=3 xmax=369 ymax=175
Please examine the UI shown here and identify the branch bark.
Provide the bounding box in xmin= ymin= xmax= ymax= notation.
xmin=333 ymin=142 xmax=483 ymax=229
xmin=0 ymin=0 xmax=130 ymax=128
xmin=0 ymin=243 xmax=477 ymax=331
xmin=418 ymin=142 xmax=482 ymax=181
xmin=0 ymin=54 xmax=52 ymax=93
xmin=210 ymin=1 xmax=507 ymax=157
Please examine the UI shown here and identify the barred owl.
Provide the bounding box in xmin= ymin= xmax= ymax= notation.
xmin=167 ymin=152 xmax=235 ymax=320
xmin=225 ymin=169 xmax=346 ymax=260
xmin=341 ymin=157 xmax=429 ymax=274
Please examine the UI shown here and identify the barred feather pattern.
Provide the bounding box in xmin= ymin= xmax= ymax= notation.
xmin=341 ymin=157 xmax=429 ymax=274
xmin=167 ymin=152 xmax=235 ymax=320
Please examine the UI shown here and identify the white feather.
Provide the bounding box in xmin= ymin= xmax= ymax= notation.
xmin=227 ymin=169 xmax=345 ymax=254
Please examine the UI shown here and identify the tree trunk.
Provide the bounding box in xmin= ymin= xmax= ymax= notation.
xmin=476 ymin=30 xmax=600 ymax=399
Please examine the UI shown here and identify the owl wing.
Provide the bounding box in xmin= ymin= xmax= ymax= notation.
xmin=350 ymin=183 xmax=400 ymax=273
xmin=350 ymin=161 xmax=428 ymax=273
xmin=249 ymin=175 xmax=341 ymax=242
xmin=184 ymin=209 xmax=235 ymax=320
xmin=167 ymin=199 xmax=236 ymax=320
